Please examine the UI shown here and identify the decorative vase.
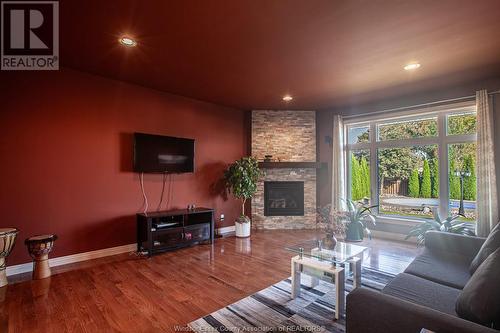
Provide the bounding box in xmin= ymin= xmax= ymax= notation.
xmin=235 ymin=216 xmax=251 ymax=238
xmin=322 ymin=233 xmax=337 ymax=249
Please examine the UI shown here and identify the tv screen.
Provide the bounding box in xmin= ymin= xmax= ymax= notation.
xmin=133 ymin=133 xmax=195 ymax=173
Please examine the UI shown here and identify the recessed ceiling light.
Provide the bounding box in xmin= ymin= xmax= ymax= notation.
xmin=404 ymin=63 xmax=421 ymax=71
xmin=119 ymin=36 xmax=137 ymax=47
xmin=282 ymin=95 xmax=293 ymax=102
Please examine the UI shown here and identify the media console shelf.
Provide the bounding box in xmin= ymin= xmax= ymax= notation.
xmin=136 ymin=207 xmax=214 ymax=256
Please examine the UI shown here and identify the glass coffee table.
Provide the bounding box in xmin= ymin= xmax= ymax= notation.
xmin=286 ymin=239 xmax=368 ymax=320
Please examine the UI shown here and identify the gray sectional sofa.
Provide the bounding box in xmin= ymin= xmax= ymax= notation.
xmin=346 ymin=231 xmax=498 ymax=333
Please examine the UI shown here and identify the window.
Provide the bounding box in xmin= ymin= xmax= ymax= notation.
xmin=378 ymin=145 xmax=438 ymax=219
xmin=448 ymin=143 xmax=477 ymax=220
xmin=345 ymin=103 xmax=477 ymax=222
xmin=378 ymin=117 xmax=437 ymax=141
xmin=348 ymin=126 xmax=370 ymax=144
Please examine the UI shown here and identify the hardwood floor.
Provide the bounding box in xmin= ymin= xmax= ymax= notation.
xmin=0 ymin=230 xmax=419 ymax=333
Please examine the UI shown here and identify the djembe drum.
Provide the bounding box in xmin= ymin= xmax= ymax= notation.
xmin=25 ymin=234 xmax=57 ymax=280
xmin=0 ymin=228 xmax=19 ymax=288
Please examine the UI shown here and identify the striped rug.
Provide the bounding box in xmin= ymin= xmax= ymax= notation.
xmin=188 ymin=267 xmax=395 ymax=333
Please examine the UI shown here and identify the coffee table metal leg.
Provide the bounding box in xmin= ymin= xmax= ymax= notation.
xmin=334 ymin=267 xmax=345 ymax=320
xmin=349 ymin=257 xmax=362 ymax=289
xmin=291 ymin=258 xmax=301 ymax=299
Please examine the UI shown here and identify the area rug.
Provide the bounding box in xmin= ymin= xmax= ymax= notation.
xmin=188 ymin=267 xmax=395 ymax=333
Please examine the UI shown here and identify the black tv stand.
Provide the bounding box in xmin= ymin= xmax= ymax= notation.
xmin=136 ymin=207 xmax=214 ymax=256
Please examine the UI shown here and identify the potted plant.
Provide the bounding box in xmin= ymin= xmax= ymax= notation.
xmin=224 ymin=157 xmax=262 ymax=237
xmin=316 ymin=204 xmax=346 ymax=249
xmin=405 ymin=210 xmax=475 ymax=245
xmin=343 ymin=199 xmax=377 ymax=242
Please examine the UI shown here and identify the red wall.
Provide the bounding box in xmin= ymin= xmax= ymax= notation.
xmin=0 ymin=69 xmax=247 ymax=265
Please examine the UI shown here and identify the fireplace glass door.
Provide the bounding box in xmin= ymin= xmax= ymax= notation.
xmin=264 ymin=181 xmax=304 ymax=216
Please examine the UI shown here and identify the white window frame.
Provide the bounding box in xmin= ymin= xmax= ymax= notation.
xmin=344 ymin=101 xmax=477 ymax=223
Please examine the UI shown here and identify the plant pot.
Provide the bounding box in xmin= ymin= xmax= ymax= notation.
xmin=345 ymin=224 xmax=363 ymax=242
xmin=235 ymin=216 xmax=251 ymax=238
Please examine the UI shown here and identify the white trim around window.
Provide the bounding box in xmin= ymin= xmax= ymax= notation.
xmin=344 ymin=100 xmax=477 ymax=223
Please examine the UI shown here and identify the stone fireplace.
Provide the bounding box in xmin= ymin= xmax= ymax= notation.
xmin=251 ymin=110 xmax=317 ymax=229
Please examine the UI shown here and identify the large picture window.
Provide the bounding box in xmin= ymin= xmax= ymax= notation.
xmin=345 ymin=103 xmax=477 ymax=222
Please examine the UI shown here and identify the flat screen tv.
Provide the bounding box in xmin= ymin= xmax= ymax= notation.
xmin=133 ymin=133 xmax=195 ymax=173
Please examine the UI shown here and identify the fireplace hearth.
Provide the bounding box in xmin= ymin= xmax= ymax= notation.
xmin=264 ymin=181 xmax=304 ymax=216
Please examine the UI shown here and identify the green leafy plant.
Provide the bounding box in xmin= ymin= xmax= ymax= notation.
xmin=463 ymin=155 xmax=476 ymax=201
xmin=350 ymin=154 xmax=370 ymax=201
xmin=420 ymin=159 xmax=431 ymax=198
xmin=224 ymin=157 xmax=262 ymax=222
xmin=449 ymin=160 xmax=461 ymax=199
xmin=360 ymin=157 xmax=370 ymax=198
xmin=408 ymin=169 xmax=420 ymax=198
xmin=351 ymin=154 xmax=362 ymax=200
xmin=405 ymin=210 xmax=476 ymax=245
xmin=431 ymin=159 xmax=439 ymax=198
xmin=342 ymin=199 xmax=377 ymax=241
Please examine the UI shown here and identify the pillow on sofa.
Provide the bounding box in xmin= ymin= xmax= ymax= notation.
xmin=469 ymin=222 xmax=500 ymax=274
xmin=457 ymin=247 xmax=500 ymax=327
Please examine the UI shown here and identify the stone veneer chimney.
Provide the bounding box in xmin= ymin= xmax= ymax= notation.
xmin=251 ymin=110 xmax=317 ymax=229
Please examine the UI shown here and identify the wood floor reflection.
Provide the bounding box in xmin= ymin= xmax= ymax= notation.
xmin=0 ymin=230 xmax=419 ymax=333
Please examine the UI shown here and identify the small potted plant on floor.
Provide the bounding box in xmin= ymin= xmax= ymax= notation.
xmin=224 ymin=157 xmax=262 ymax=238
xmin=343 ymin=199 xmax=377 ymax=242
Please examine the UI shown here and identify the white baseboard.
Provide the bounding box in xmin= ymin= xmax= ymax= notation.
xmin=5 ymin=262 xmax=32 ymax=277
xmin=6 ymin=243 xmax=136 ymax=277
xmin=8 ymin=228 xmax=236 ymax=277
xmin=217 ymin=225 xmax=235 ymax=235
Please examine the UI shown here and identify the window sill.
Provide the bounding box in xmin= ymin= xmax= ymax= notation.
xmin=375 ymin=215 xmax=424 ymax=226
xmin=372 ymin=215 xmax=477 ymax=236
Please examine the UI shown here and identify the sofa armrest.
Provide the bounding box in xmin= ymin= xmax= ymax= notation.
xmin=346 ymin=287 xmax=496 ymax=333
xmin=424 ymin=231 xmax=485 ymax=258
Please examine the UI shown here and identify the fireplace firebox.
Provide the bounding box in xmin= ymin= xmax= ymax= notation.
xmin=264 ymin=181 xmax=304 ymax=216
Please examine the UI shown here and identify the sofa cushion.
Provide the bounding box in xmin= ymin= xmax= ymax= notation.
xmin=457 ymin=247 xmax=500 ymax=328
xmin=404 ymin=248 xmax=471 ymax=289
xmin=470 ymin=222 xmax=500 ymax=274
xmin=382 ymin=273 xmax=461 ymax=316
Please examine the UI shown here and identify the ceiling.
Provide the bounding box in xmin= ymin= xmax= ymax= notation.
xmin=60 ymin=0 xmax=500 ymax=110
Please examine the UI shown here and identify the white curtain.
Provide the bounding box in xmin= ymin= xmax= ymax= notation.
xmin=476 ymin=89 xmax=498 ymax=237
xmin=331 ymin=114 xmax=346 ymax=210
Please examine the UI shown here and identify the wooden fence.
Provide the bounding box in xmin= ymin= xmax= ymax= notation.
xmin=382 ymin=178 xmax=409 ymax=196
